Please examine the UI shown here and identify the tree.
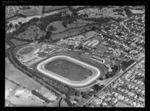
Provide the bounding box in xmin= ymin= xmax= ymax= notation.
xmin=48 ymin=25 xmax=56 ymax=31
xmin=18 ymin=21 xmax=22 ymax=25
xmin=8 ymin=23 xmax=13 ymax=28
xmin=82 ymin=94 xmax=91 ymax=99
xmin=15 ymin=23 xmax=19 ymax=27
xmin=75 ymin=91 xmax=81 ymax=97
xmin=62 ymin=21 xmax=68 ymax=28
xmin=93 ymin=84 xmax=104 ymax=91
xmin=76 ymin=44 xmax=83 ymax=50
xmin=62 ymin=14 xmax=75 ymax=28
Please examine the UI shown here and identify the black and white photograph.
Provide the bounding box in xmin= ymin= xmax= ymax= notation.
xmin=5 ymin=5 xmax=145 ymax=107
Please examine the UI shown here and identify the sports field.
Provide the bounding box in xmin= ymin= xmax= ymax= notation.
xmin=37 ymin=55 xmax=100 ymax=87
xmin=44 ymin=58 xmax=93 ymax=81
xmin=18 ymin=46 xmax=35 ymax=55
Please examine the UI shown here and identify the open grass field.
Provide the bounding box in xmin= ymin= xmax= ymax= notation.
xmin=29 ymin=49 xmax=107 ymax=87
xmin=44 ymin=58 xmax=93 ymax=81
xmin=37 ymin=55 xmax=100 ymax=87
xmin=5 ymin=58 xmax=43 ymax=91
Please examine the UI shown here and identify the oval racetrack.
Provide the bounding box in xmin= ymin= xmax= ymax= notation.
xmin=37 ymin=55 xmax=101 ymax=87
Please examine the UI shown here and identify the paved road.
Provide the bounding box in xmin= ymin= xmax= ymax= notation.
xmin=5 ymin=34 xmax=63 ymax=98
xmin=82 ymin=57 xmax=144 ymax=106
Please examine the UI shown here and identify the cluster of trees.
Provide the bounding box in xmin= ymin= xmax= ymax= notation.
xmin=82 ymin=93 xmax=92 ymax=99
xmin=31 ymin=90 xmax=50 ymax=104
xmin=7 ymin=45 xmax=70 ymax=96
xmin=7 ymin=38 xmax=82 ymax=101
xmin=68 ymin=6 xmax=78 ymax=17
xmin=13 ymin=37 xmax=33 ymax=43
xmin=104 ymin=65 xmax=120 ymax=79
xmin=66 ymin=89 xmax=76 ymax=97
xmin=75 ymin=91 xmax=81 ymax=97
xmin=123 ymin=7 xmax=133 ymax=17
xmin=121 ymin=60 xmax=134 ymax=71
xmin=66 ymin=89 xmax=82 ymax=99
xmin=34 ymin=72 xmax=70 ymax=94
xmin=42 ymin=31 xmax=52 ymax=41
xmin=81 ymin=15 xmax=112 ymax=26
xmin=61 ymin=13 xmax=77 ymax=28
xmin=9 ymin=19 xmax=38 ymax=41
xmin=39 ymin=20 xmax=50 ymax=31
xmin=38 ymin=13 xmax=61 ymax=31
xmin=92 ymin=84 xmax=105 ymax=93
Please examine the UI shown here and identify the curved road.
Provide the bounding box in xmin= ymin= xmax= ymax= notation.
xmin=5 ymin=33 xmax=63 ymax=98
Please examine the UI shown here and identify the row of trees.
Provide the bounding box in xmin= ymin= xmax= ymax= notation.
xmin=6 ymin=41 xmax=70 ymax=96
xmin=39 ymin=13 xmax=62 ymax=31
xmin=38 ymin=73 xmax=69 ymax=94
xmin=7 ymin=35 xmax=95 ymax=105
xmin=31 ymin=90 xmax=50 ymax=104
xmin=7 ymin=30 xmax=65 ymax=96
xmin=61 ymin=14 xmax=76 ymax=28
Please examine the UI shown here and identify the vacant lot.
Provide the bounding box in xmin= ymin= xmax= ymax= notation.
xmin=5 ymin=58 xmax=43 ymax=91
